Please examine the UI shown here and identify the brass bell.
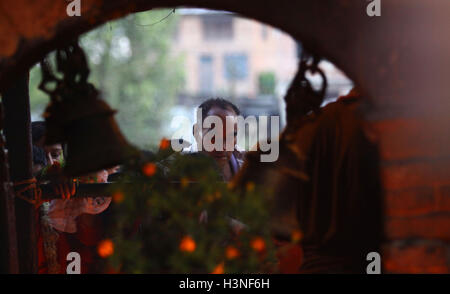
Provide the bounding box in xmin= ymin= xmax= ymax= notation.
xmin=63 ymin=98 xmax=139 ymax=177
xmin=39 ymin=42 xmax=139 ymax=177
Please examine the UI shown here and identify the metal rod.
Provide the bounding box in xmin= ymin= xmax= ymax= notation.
xmin=2 ymin=74 xmax=37 ymax=274
xmin=0 ymin=102 xmax=19 ymax=274
xmin=40 ymin=183 xmax=117 ymax=199
xmin=38 ymin=182 xmax=202 ymax=200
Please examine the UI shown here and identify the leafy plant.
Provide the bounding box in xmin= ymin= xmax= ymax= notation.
xmin=101 ymin=142 xmax=277 ymax=274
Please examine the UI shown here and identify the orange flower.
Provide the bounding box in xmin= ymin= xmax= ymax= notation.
xmin=251 ymin=237 xmax=266 ymax=253
xmin=226 ymin=246 xmax=240 ymax=260
xmin=159 ymin=138 xmax=171 ymax=150
xmin=291 ymin=229 xmax=303 ymax=243
xmin=112 ymin=191 xmax=124 ymax=203
xmin=205 ymin=194 xmax=214 ymax=203
xmin=105 ymin=264 xmax=122 ymax=274
xmin=142 ymin=162 xmax=157 ymax=177
xmin=97 ymin=239 xmax=114 ymax=258
xmin=181 ymin=177 xmax=189 ymax=188
xmin=246 ymin=181 xmax=255 ymax=192
xmin=211 ymin=262 xmax=224 ymax=274
xmin=227 ymin=182 xmax=235 ymax=190
xmin=179 ymin=236 xmax=196 ymax=252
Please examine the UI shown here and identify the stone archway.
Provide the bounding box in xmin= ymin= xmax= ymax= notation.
xmin=1 ymin=0 xmax=450 ymax=273
xmin=0 ymin=0 xmax=448 ymax=110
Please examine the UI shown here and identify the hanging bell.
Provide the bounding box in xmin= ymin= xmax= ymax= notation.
xmin=63 ymin=98 xmax=139 ymax=177
xmin=284 ymin=53 xmax=327 ymax=126
xmin=39 ymin=42 xmax=139 ymax=177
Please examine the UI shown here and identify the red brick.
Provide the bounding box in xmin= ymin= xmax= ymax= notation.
xmin=385 ymin=187 xmax=434 ymax=217
xmin=381 ymin=160 xmax=450 ymax=190
xmin=383 ymin=241 xmax=449 ymax=273
xmin=437 ymin=186 xmax=450 ymax=212
xmin=385 ymin=214 xmax=450 ymax=241
xmin=371 ymin=117 xmax=450 ymax=161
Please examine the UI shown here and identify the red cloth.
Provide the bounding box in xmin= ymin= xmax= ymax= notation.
xmin=38 ymin=214 xmax=103 ymax=274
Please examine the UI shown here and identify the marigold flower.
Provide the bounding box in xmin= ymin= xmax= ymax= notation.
xmin=179 ymin=236 xmax=196 ymax=252
xmin=251 ymin=237 xmax=266 ymax=253
xmin=226 ymin=246 xmax=240 ymax=260
xmin=206 ymin=194 xmax=214 ymax=203
xmin=181 ymin=177 xmax=189 ymax=188
xmin=97 ymin=239 xmax=114 ymax=258
xmin=159 ymin=138 xmax=171 ymax=150
xmin=112 ymin=191 xmax=124 ymax=203
xmin=142 ymin=162 xmax=157 ymax=177
xmin=291 ymin=229 xmax=303 ymax=243
xmin=211 ymin=262 xmax=224 ymax=274
xmin=227 ymin=182 xmax=235 ymax=190
xmin=246 ymin=181 xmax=255 ymax=192
xmin=105 ymin=265 xmax=121 ymax=274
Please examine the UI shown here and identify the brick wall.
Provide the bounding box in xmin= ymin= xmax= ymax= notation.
xmin=0 ymin=0 xmax=449 ymax=274
xmin=372 ymin=116 xmax=450 ymax=273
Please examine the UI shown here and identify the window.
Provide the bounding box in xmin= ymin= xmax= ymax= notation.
xmin=199 ymin=55 xmax=214 ymax=94
xmin=223 ymin=54 xmax=249 ymax=81
xmin=262 ymin=25 xmax=268 ymax=40
xmin=202 ymin=15 xmax=234 ymax=40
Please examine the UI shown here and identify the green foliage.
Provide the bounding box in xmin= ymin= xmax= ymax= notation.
xmin=29 ymin=9 xmax=185 ymax=150
xmin=104 ymin=149 xmax=277 ymax=274
xmin=258 ymin=72 xmax=276 ymax=95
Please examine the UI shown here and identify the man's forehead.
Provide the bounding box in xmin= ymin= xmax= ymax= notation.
xmin=45 ymin=144 xmax=62 ymax=150
xmin=206 ymin=106 xmax=237 ymax=118
xmin=203 ymin=115 xmax=238 ymax=127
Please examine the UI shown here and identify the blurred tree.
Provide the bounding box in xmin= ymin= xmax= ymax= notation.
xmin=29 ymin=9 xmax=185 ymax=150
xmin=258 ymin=72 xmax=276 ymax=96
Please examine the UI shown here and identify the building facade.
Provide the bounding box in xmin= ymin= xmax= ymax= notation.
xmin=172 ymin=9 xmax=299 ymax=98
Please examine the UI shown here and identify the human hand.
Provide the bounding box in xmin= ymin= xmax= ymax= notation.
xmin=78 ymin=169 xmax=108 ymax=183
xmin=46 ymin=162 xmax=76 ymax=200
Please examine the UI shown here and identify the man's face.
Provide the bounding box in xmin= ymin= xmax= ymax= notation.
xmin=201 ymin=106 xmax=238 ymax=164
xmin=32 ymin=139 xmax=63 ymax=174
xmin=43 ymin=144 xmax=63 ymax=166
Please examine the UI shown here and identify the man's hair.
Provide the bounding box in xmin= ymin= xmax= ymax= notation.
xmin=32 ymin=145 xmax=47 ymax=166
xmin=31 ymin=121 xmax=46 ymax=143
xmin=198 ymin=98 xmax=241 ymax=119
xmin=31 ymin=121 xmax=47 ymax=166
xmin=31 ymin=121 xmax=67 ymax=167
